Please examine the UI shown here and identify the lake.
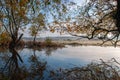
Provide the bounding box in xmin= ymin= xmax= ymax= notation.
xmin=0 ymin=45 xmax=120 ymax=79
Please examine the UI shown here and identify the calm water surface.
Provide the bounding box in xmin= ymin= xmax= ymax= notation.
xmin=1 ymin=45 xmax=120 ymax=68
xmin=1 ymin=45 xmax=120 ymax=79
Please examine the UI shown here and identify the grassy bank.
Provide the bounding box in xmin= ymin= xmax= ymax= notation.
xmin=1 ymin=38 xmax=120 ymax=49
xmin=25 ymin=37 xmax=64 ymax=49
xmin=53 ymin=39 xmax=120 ymax=47
xmin=25 ymin=41 xmax=65 ymax=49
xmin=0 ymin=40 xmax=25 ymax=49
xmin=0 ymin=38 xmax=65 ymax=49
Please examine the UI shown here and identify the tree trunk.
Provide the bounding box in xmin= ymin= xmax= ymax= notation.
xmin=9 ymin=33 xmax=23 ymax=49
xmin=116 ymin=0 xmax=120 ymax=32
xmin=33 ymin=34 xmax=37 ymax=44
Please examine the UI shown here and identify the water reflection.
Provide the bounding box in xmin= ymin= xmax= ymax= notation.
xmin=1 ymin=49 xmax=23 ymax=80
xmin=28 ymin=49 xmax=47 ymax=80
xmin=0 ymin=48 xmax=47 ymax=80
xmin=1 ymin=45 xmax=120 ymax=80
xmin=0 ymin=47 xmax=9 ymax=53
xmin=44 ymin=47 xmax=58 ymax=56
xmin=29 ymin=47 xmax=59 ymax=56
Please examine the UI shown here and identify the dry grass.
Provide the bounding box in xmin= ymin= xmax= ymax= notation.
xmin=53 ymin=39 xmax=120 ymax=47
xmin=25 ymin=41 xmax=65 ymax=49
xmin=0 ymin=41 xmax=10 ymax=48
xmin=0 ymin=40 xmax=25 ymax=49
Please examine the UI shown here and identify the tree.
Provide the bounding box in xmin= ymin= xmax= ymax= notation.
xmin=2 ymin=0 xmax=71 ymax=47
xmin=28 ymin=0 xmax=71 ymax=42
xmin=49 ymin=0 xmax=120 ymax=46
xmin=77 ymin=0 xmax=120 ymax=46
xmin=0 ymin=0 xmax=40 ymax=49
xmin=29 ymin=13 xmax=45 ymax=43
xmin=116 ymin=0 xmax=120 ymax=32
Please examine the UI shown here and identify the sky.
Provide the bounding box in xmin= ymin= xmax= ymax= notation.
xmin=71 ymin=0 xmax=87 ymax=6
xmin=20 ymin=0 xmax=86 ymax=38
xmin=47 ymin=0 xmax=86 ymax=23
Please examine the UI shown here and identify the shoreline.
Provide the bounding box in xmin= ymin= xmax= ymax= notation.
xmin=51 ymin=39 xmax=120 ymax=47
xmin=22 ymin=36 xmax=120 ymax=47
xmin=22 ymin=37 xmax=120 ymax=47
xmin=28 ymin=39 xmax=120 ymax=47
xmin=1 ymin=37 xmax=120 ymax=49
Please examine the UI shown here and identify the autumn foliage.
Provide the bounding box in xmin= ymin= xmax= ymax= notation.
xmin=0 ymin=32 xmax=11 ymax=46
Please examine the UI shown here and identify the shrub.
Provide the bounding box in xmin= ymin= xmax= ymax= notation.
xmin=45 ymin=37 xmax=52 ymax=46
xmin=0 ymin=32 xmax=11 ymax=46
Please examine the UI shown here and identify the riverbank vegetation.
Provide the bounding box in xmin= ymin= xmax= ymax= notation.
xmin=25 ymin=38 xmax=64 ymax=49
xmin=1 ymin=0 xmax=120 ymax=80
xmin=0 ymin=0 xmax=119 ymax=48
xmin=0 ymin=34 xmax=64 ymax=49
